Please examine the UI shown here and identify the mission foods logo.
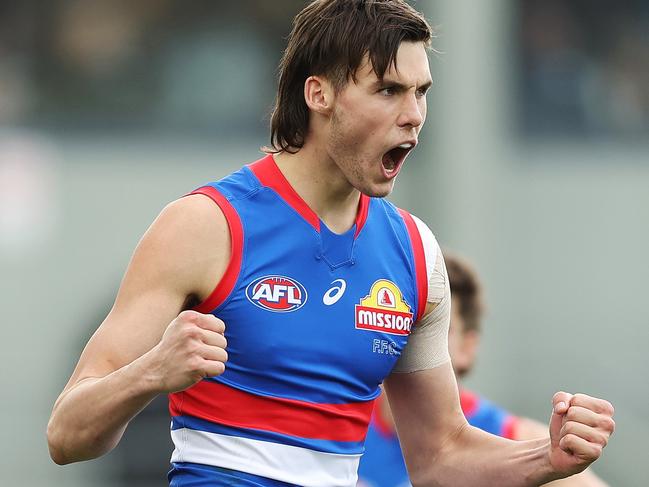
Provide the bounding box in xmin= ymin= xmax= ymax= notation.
xmin=246 ymin=275 xmax=308 ymax=312
xmin=355 ymin=280 xmax=413 ymax=335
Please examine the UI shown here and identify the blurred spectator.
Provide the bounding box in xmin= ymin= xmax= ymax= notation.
xmin=0 ymin=0 xmax=305 ymax=135
xmin=2 ymin=0 xmax=648 ymax=138
xmin=519 ymin=0 xmax=649 ymax=137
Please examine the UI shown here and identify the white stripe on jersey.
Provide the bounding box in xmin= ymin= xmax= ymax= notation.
xmin=171 ymin=428 xmax=361 ymax=487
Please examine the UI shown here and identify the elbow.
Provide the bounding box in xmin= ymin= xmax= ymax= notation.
xmin=402 ymin=450 xmax=443 ymax=487
xmin=47 ymin=419 xmax=71 ymax=465
xmin=47 ymin=413 xmax=120 ymax=465
xmin=49 ymin=449 xmax=71 ymax=466
xmin=407 ymin=424 xmax=470 ymax=486
xmin=47 ymin=414 xmax=87 ymax=465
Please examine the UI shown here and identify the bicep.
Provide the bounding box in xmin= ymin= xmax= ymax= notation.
xmin=384 ymin=363 xmax=467 ymax=468
xmin=63 ymin=194 xmax=230 ymax=392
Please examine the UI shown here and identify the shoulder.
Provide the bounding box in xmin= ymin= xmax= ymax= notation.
xmin=394 ymin=209 xmax=442 ymax=269
xmin=132 ymin=192 xmax=231 ymax=301
xmin=401 ymin=212 xmax=446 ymax=315
xmin=150 ymin=193 xmax=230 ymax=258
xmin=160 ymin=191 xmax=228 ymax=229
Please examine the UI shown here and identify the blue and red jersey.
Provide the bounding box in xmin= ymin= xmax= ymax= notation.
xmin=167 ymin=154 xmax=430 ymax=487
xmin=357 ymin=389 xmax=519 ymax=487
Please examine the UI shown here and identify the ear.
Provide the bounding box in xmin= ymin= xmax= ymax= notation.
xmin=304 ymin=75 xmax=334 ymax=115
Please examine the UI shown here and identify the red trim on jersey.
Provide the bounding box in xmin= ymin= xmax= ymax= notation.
xmin=398 ymin=209 xmax=428 ymax=322
xmin=354 ymin=193 xmax=370 ymax=238
xmin=249 ymin=154 xmax=370 ymax=238
xmin=502 ymin=415 xmax=519 ymax=440
xmin=249 ymin=155 xmax=321 ymax=231
xmin=459 ymin=389 xmax=479 ymax=417
xmin=187 ymin=186 xmax=243 ymax=313
xmin=169 ymin=380 xmax=376 ymax=442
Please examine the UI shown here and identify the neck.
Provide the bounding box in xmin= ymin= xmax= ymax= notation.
xmin=273 ymin=144 xmax=361 ymax=234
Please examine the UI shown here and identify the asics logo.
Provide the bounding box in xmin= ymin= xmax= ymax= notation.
xmin=323 ymin=279 xmax=347 ymax=306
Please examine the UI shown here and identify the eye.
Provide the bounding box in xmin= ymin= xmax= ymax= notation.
xmin=379 ymin=86 xmax=396 ymax=96
xmin=416 ymin=86 xmax=429 ymax=98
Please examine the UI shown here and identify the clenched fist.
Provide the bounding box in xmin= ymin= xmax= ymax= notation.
xmin=146 ymin=310 xmax=228 ymax=393
xmin=549 ymin=391 xmax=615 ymax=477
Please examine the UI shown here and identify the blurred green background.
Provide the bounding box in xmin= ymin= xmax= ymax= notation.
xmin=1 ymin=1 xmax=647 ymax=485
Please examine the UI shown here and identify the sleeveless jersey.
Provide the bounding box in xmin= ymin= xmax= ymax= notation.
xmin=167 ymin=155 xmax=428 ymax=487
xmin=357 ymin=389 xmax=519 ymax=487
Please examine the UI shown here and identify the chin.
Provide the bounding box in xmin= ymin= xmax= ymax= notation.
xmin=367 ymin=181 xmax=396 ymax=198
xmin=357 ymin=186 xmax=391 ymax=198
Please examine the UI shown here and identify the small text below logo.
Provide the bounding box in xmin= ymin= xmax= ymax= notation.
xmin=372 ymin=339 xmax=399 ymax=356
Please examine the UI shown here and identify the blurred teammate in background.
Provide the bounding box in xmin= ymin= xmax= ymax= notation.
xmin=47 ymin=1 xmax=614 ymax=486
xmin=358 ymin=251 xmax=608 ymax=487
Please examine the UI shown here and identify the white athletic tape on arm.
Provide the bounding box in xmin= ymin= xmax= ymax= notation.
xmin=392 ymin=217 xmax=451 ymax=373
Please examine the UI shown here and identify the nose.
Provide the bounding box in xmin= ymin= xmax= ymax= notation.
xmin=397 ymin=93 xmax=424 ymax=129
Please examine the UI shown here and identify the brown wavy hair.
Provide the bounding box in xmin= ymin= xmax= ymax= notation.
xmin=267 ymin=0 xmax=432 ymax=153
xmin=445 ymin=251 xmax=485 ymax=334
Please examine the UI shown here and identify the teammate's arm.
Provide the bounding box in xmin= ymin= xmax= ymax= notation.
xmin=47 ymin=194 xmax=229 ymax=464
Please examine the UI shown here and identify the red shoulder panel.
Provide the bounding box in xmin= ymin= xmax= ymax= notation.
xmin=188 ymin=186 xmax=243 ymax=313
xmin=397 ymin=208 xmax=428 ymax=322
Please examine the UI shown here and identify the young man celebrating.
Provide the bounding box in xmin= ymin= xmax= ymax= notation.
xmin=47 ymin=1 xmax=614 ymax=486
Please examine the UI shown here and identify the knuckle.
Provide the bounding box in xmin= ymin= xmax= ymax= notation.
xmin=572 ymin=392 xmax=587 ymax=403
xmin=189 ymin=341 xmax=203 ymax=355
xmin=182 ymin=325 xmax=200 ymax=340
xmin=563 ymin=421 xmax=575 ymax=435
xmin=213 ymin=362 xmax=226 ymax=375
xmin=553 ymin=391 xmax=570 ymax=404
xmin=566 ymin=406 xmax=579 ymax=421
xmin=567 ymin=433 xmax=580 ymax=443
xmin=559 ymin=433 xmax=574 ymax=450
xmin=592 ymin=443 xmax=603 ymax=457
xmin=214 ymin=318 xmax=226 ymax=332
xmin=188 ymin=357 xmax=203 ymax=372
xmin=600 ymin=416 xmax=615 ymax=433
xmin=178 ymin=310 xmax=199 ymax=322
xmin=596 ymin=431 xmax=609 ymax=447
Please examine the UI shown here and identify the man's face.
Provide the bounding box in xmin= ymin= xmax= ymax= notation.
xmin=326 ymin=41 xmax=432 ymax=197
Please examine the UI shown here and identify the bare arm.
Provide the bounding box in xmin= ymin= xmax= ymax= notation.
xmin=384 ymin=355 xmax=614 ymax=486
xmin=515 ymin=418 xmax=610 ymax=487
xmin=47 ymin=194 xmax=229 ymax=464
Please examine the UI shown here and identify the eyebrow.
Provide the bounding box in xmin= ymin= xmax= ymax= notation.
xmin=374 ymin=77 xmax=433 ymax=92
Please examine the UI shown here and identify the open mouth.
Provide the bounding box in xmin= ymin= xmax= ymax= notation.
xmin=382 ymin=142 xmax=415 ymax=177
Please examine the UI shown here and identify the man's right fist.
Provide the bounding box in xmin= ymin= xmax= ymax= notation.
xmin=146 ymin=310 xmax=228 ymax=393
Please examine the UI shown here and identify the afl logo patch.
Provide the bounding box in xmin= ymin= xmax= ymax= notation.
xmin=246 ymin=275 xmax=308 ymax=312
